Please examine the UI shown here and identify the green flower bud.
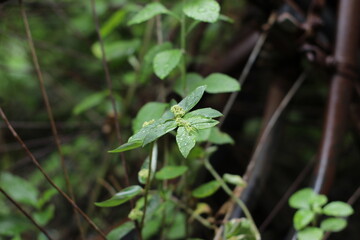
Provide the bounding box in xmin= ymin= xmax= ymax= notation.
xmin=171 ymin=105 xmax=186 ymax=118
xmin=142 ymin=119 xmax=155 ymax=127
xmin=128 ymin=209 xmax=143 ymax=221
xmin=138 ymin=169 xmax=150 ymax=180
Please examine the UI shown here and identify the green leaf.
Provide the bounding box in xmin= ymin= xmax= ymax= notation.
xmin=194 ymin=128 xmax=211 ymax=142
xmin=0 ymin=215 xmax=32 ymax=236
xmin=165 ymin=212 xmax=187 ymax=239
xmin=192 ymin=180 xmax=221 ymax=198
xmin=91 ymin=39 xmax=140 ymax=61
xmin=174 ymin=73 xmax=204 ymax=97
xmin=109 ymin=141 xmax=142 ymax=153
xmin=95 ymin=185 xmax=143 ymax=207
xmin=132 ymin=102 xmax=168 ymax=133
xmin=138 ymin=143 xmax=158 ymax=184
xmin=36 ymin=189 xmax=57 ymax=209
xmin=289 ymin=188 xmax=315 ymax=209
xmin=183 ymin=0 xmax=220 ymax=23
xmin=219 ymin=14 xmax=235 ymax=23
xmin=311 ymin=194 xmax=328 ymax=213
xmin=107 ymin=222 xmax=135 ymax=240
xmin=143 ymin=120 xmax=177 ymax=146
xmin=322 ymin=201 xmax=354 ymax=217
xmin=0 ymin=172 xmax=39 ymax=207
xmin=203 ymin=73 xmax=240 ymax=93
xmin=144 ymin=42 xmax=173 ymax=65
xmin=128 ymin=3 xmax=169 ymax=25
xmin=185 ymin=108 xmax=222 ymax=118
xmin=153 ymin=49 xmax=182 ymax=79
xmin=320 ymin=218 xmax=347 ymax=232
xmin=223 ymin=174 xmax=246 ymax=187
xmin=293 ymin=209 xmax=315 ymax=230
xmin=186 ymin=116 xmax=219 ymax=130
xmin=311 ymin=194 xmax=328 ymax=207
xmin=155 ymin=166 xmax=188 ymax=180
xmin=100 ymin=9 xmax=127 ymax=37
xmin=176 ymin=126 xmax=196 ymax=158
xmin=141 ymin=42 xmax=172 ymax=83
xmin=73 ymin=90 xmax=109 ymax=115
xmin=209 ymin=127 xmax=234 ymax=145
xmin=224 ymin=218 xmax=256 ymax=240
xmin=178 ymin=85 xmax=207 ymax=112
xmin=297 ymin=227 xmax=324 ymax=240
xmin=129 ymin=109 xmax=175 ymax=144
xmin=33 ymin=205 xmax=55 ymax=226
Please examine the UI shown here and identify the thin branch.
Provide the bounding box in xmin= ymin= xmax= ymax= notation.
xmin=89 ymin=0 xmax=130 ymax=188
xmin=0 ymin=188 xmax=53 ymax=240
xmin=259 ymin=158 xmax=314 ymax=232
xmin=140 ymin=143 xmax=155 ymax=229
xmin=219 ymin=12 xmax=277 ymax=128
xmin=0 ymin=107 xmax=106 ymax=239
xmin=323 ymin=186 xmax=360 ymax=240
xmin=18 ymin=1 xmax=85 ymax=238
xmin=171 ymin=196 xmax=215 ymax=230
xmin=215 ymin=72 xmax=307 ymax=240
xmin=242 ymin=72 xmax=307 ymax=182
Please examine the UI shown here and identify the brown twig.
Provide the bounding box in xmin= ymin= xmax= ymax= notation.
xmin=218 ymin=12 xmax=277 ymax=128
xmin=89 ymin=2 xmax=142 ymax=239
xmin=0 ymin=188 xmax=53 ymax=240
xmin=259 ymin=158 xmax=314 ymax=232
xmin=18 ymin=0 xmax=85 ymax=237
xmin=214 ymin=72 xmax=307 ymax=240
xmin=89 ymin=0 xmax=130 ymax=188
xmin=323 ymin=186 xmax=360 ymax=240
xmin=0 ymin=107 xmax=106 ymax=239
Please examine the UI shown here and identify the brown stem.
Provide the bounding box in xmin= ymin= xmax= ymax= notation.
xmin=323 ymin=186 xmax=360 ymax=240
xmin=18 ymin=0 xmax=85 ymax=238
xmin=259 ymin=159 xmax=314 ymax=232
xmin=89 ymin=0 xmax=130 ymax=188
xmin=215 ymin=72 xmax=306 ymax=239
xmin=89 ymin=2 xmax=142 ymax=239
xmin=0 ymin=188 xmax=53 ymax=240
xmin=0 ymin=107 xmax=106 ymax=239
xmin=218 ymin=12 xmax=277 ymax=128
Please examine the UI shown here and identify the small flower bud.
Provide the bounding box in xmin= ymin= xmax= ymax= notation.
xmin=142 ymin=119 xmax=155 ymax=127
xmin=171 ymin=105 xmax=185 ymax=118
xmin=138 ymin=169 xmax=150 ymax=180
xmin=128 ymin=209 xmax=143 ymax=221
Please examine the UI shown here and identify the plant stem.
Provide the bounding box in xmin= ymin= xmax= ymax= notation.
xmin=140 ymin=143 xmax=155 ymax=228
xmin=0 ymin=188 xmax=53 ymax=240
xmin=203 ymin=158 xmax=261 ymax=240
xmin=180 ymin=5 xmax=187 ymax=94
xmin=171 ymin=196 xmax=215 ymax=230
xmin=18 ymin=0 xmax=85 ymax=237
xmin=0 ymin=107 xmax=106 ymax=239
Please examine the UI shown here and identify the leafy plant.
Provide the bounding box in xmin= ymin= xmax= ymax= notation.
xmin=0 ymin=172 xmax=56 ymax=239
xmin=289 ymin=188 xmax=354 ymax=240
xmin=90 ymin=0 xmax=264 ymax=239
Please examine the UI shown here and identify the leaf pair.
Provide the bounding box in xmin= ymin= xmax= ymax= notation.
xmin=192 ymin=174 xmax=246 ymax=199
xmin=128 ymin=0 xmax=221 ymax=26
xmin=289 ymin=188 xmax=354 ymax=240
xmin=111 ymin=85 xmax=222 ymax=158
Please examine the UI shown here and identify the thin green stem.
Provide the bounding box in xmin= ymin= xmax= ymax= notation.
xmin=171 ymin=196 xmax=215 ymax=230
xmin=203 ymin=158 xmax=261 ymax=240
xmin=180 ymin=6 xmax=187 ymax=94
xmin=140 ymin=143 xmax=155 ymax=229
